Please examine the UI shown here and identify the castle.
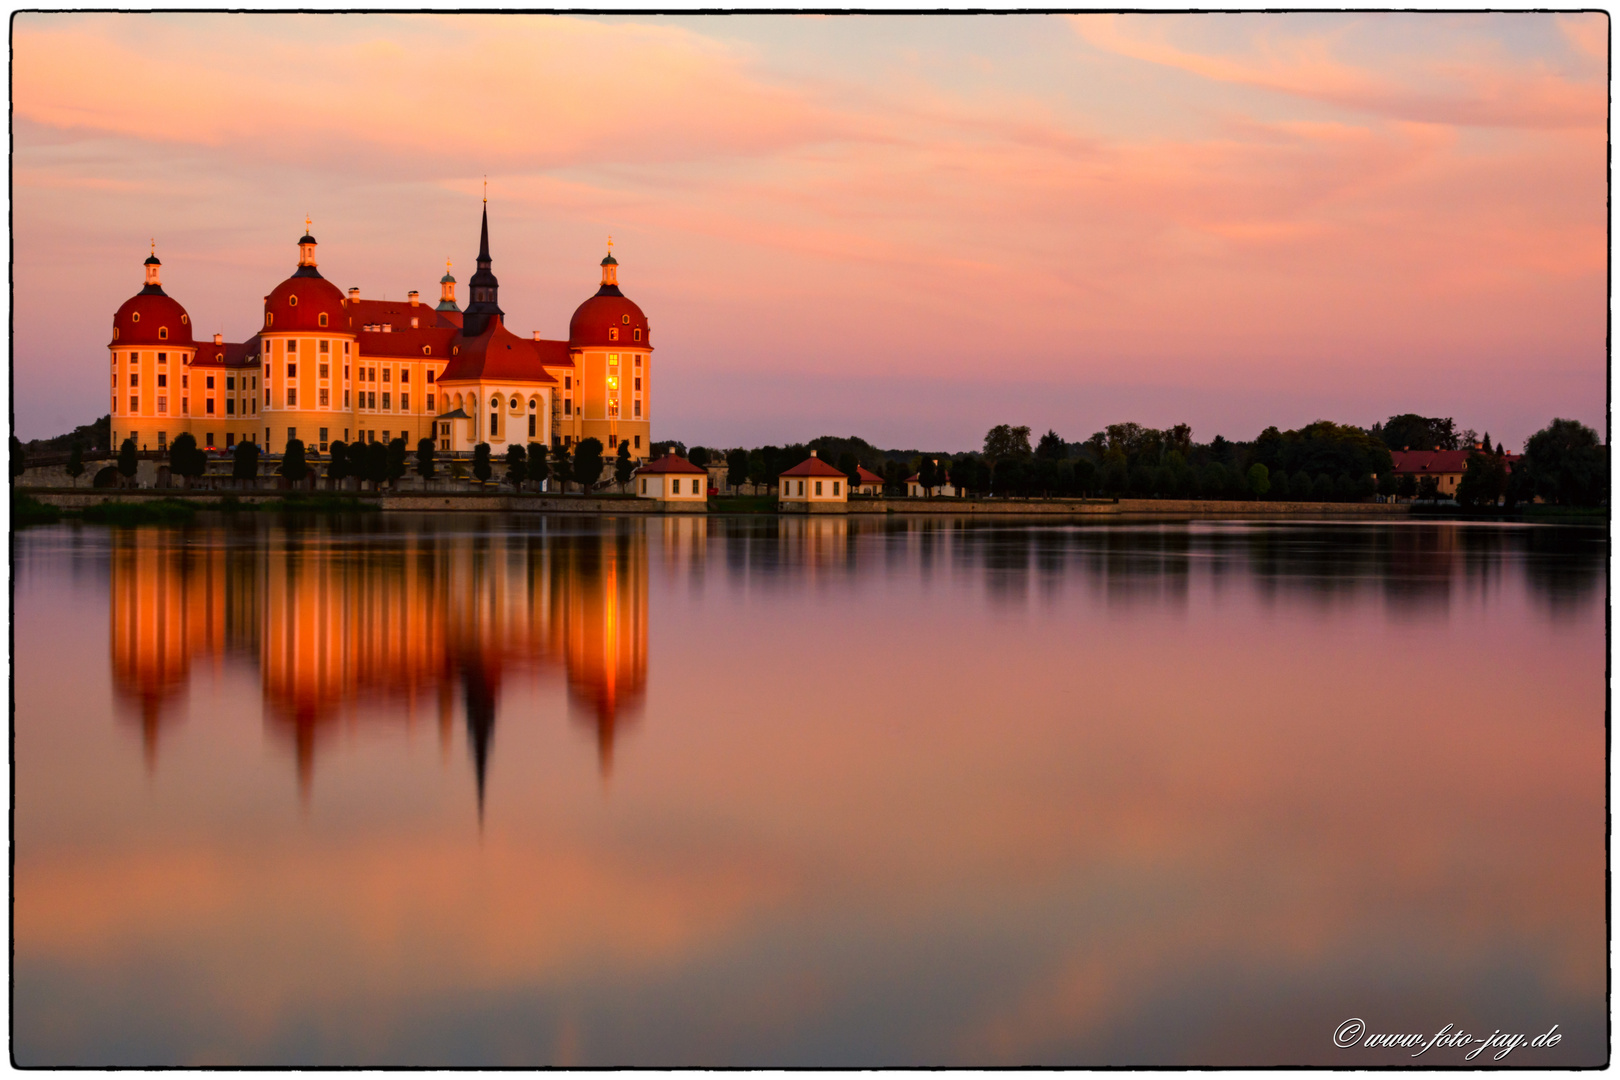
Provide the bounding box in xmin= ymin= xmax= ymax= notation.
xmin=109 ymin=205 xmax=654 ymax=460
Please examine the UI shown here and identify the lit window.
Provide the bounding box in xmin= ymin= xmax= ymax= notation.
xmin=608 ymin=327 xmax=618 ymax=341
xmin=610 ymin=354 xmax=619 ymax=366
xmin=607 ymin=376 xmax=618 ymax=389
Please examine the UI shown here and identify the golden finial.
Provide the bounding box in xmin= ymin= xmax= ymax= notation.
xmin=150 ymin=237 xmax=155 ymax=255
xmin=483 ymin=176 xmax=487 ymax=204
xmin=607 ymin=235 xmax=614 ymax=254
xmin=305 ymin=215 xmax=312 ymax=234
xmin=447 ymin=258 xmax=452 ymax=272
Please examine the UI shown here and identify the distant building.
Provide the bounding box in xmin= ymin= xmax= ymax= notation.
xmin=1390 ymin=448 xmax=1518 ymax=498
xmin=854 ymin=465 xmax=884 ymax=495
xmin=905 ymin=470 xmax=957 ymax=498
xmin=779 ymin=450 xmax=848 ymax=504
xmin=635 ymin=454 xmax=708 ymax=503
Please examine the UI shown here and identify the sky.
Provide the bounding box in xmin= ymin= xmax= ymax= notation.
xmin=11 ymin=12 xmax=1609 ymax=451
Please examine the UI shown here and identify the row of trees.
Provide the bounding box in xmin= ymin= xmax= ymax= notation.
xmin=687 ymin=414 xmax=1606 ymax=507
xmin=127 ymin=433 xmax=650 ymax=493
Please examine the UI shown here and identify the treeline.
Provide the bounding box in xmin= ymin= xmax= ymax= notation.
xmin=674 ymin=413 xmax=1607 ymax=507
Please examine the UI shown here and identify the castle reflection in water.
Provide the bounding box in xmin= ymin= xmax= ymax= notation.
xmin=109 ymin=517 xmax=656 ymax=805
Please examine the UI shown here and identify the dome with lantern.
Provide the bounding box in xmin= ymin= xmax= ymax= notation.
xmin=568 ymin=247 xmax=650 ymax=350
xmin=111 ymin=249 xmax=195 ymax=348
xmin=262 ymin=226 xmax=350 ymax=334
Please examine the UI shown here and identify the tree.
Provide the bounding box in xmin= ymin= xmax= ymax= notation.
xmin=1246 ymin=463 xmax=1270 ymax=499
xmin=169 ymin=432 xmax=206 ymax=487
xmin=231 ymin=439 xmax=259 ymax=483
xmin=918 ymin=457 xmax=940 ymax=495
xmin=1035 ymin=428 xmax=1066 ymax=460
xmin=528 ymin=442 xmax=550 ymax=491
xmin=278 ymin=438 xmax=309 ymax=483
xmin=983 ymin=424 xmax=1032 ymax=485
xmin=687 ymin=446 xmax=711 ymax=468
xmin=505 ymin=443 xmax=528 ymax=489
xmin=1269 ymin=469 xmax=1289 ymax=501
xmin=726 ymin=448 xmax=749 ymax=494
xmin=949 ymin=455 xmax=978 ymax=496
xmin=572 ymin=436 xmax=604 ymax=492
xmin=328 ymin=440 xmax=350 ymax=483
xmin=1514 ymin=418 xmax=1608 ymax=506
xmin=471 ymin=442 xmax=493 ymax=484
xmin=1454 ymin=452 xmax=1506 ymax=508
xmin=66 ymin=443 xmax=85 ymax=487
xmin=551 ymin=445 xmax=572 ymax=493
xmin=383 ymin=438 xmax=407 ymax=487
xmin=1372 ymin=414 xmax=1458 ymax=452
xmin=1152 ymin=463 xmax=1175 ymax=497
xmin=615 ymin=440 xmax=636 ymax=490
xmin=1397 ymin=473 xmax=1417 ymax=499
xmin=1035 ymin=457 xmax=1063 ymax=496
xmin=10 ymin=435 xmax=25 ymax=479
xmin=1376 ymin=471 xmax=1398 ymax=499
xmin=1292 ymin=470 xmax=1313 ymax=500
xmin=416 ymin=438 xmax=437 ymax=479
xmin=1072 ymin=457 xmax=1097 ymax=497
xmin=1417 ymin=475 xmax=1439 ymax=500
xmin=836 ymin=451 xmax=860 ymax=491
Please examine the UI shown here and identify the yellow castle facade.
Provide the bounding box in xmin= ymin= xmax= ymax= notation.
xmin=108 ymin=209 xmax=656 ymax=461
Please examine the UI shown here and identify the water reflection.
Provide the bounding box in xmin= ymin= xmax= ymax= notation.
xmin=110 ymin=519 xmax=647 ymax=802
xmin=15 ymin=515 xmax=1606 ymax=1066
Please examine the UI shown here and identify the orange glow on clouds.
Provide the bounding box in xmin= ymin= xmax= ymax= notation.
xmin=12 ymin=13 xmax=1607 ymax=448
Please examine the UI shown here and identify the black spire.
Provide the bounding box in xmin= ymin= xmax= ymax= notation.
xmin=462 ymin=203 xmax=503 ymax=337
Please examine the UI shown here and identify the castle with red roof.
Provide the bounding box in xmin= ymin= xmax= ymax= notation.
xmin=109 ymin=205 xmax=654 ymax=460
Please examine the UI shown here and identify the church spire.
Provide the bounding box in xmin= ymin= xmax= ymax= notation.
xmin=463 ymin=202 xmax=503 ymax=336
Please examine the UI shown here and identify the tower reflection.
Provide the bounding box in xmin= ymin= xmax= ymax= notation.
xmin=109 ymin=520 xmax=648 ymax=804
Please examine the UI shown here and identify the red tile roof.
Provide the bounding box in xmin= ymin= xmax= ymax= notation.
xmin=856 ymin=466 xmax=884 ymax=485
xmin=636 ymin=454 xmax=707 ymax=475
xmin=188 ymin=339 xmax=258 ymax=368
xmin=356 ymin=323 xmax=458 ymax=360
xmin=112 ymin=289 xmax=194 ymax=348
xmin=780 ymin=454 xmax=847 ymax=478
xmin=436 ymin=317 xmax=560 ymax=384
xmin=1391 ymin=449 xmax=1521 ymax=475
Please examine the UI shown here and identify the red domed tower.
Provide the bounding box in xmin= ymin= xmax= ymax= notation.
xmin=562 ymin=242 xmax=653 ymax=458
xmin=259 ymin=223 xmax=357 ymax=454
xmin=109 ymin=245 xmax=197 ymax=452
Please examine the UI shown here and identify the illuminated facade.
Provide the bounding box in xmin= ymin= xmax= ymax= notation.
xmin=108 ymin=210 xmax=656 ymax=461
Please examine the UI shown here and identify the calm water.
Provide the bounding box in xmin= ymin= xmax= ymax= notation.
xmin=12 ymin=514 xmax=1608 ymax=1067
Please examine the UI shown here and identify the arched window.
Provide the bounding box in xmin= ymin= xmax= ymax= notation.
xmin=267 ymin=313 xmax=274 ymax=327
xmin=608 ymin=327 xmax=618 ymax=341
xmin=288 ymin=295 xmax=298 ymax=307
xmin=318 ymin=312 xmax=328 ymax=327
xmin=510 ymin=396 xmax=519 ymax=410
xmin=131 ymin=312 xmax=140 ymax=322
xmin=113 ymin=328 xmax=120 ymax=341
xmin=633 ymin=328 xmax=642 ymax=341
xmin=158 ymin=327 xmax=168 ymax=340
xmin=452 ymin=346 xmax=459 ymax=355
xmin=621 ymin=314 xmax=630 ymax=325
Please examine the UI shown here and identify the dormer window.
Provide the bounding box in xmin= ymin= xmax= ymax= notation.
xmin=622 ymin=315 xmax=631 ymax=325
xmin=422 ymin=345 xmax=431 ymax=356
xmin=318 ymin=312 xmax=328 ymax=327
xmin=267 ymin=313 xmax=274 ymax=327
xmin=113 ymin=328 xmax=120 ymax=341
xmin=288 ymin=295 xmax=298 ymax=306
xmin=633 ymin=328 xmax=642 ymax=341
xmin=131 ymin=312 xmax=140 ymax=322
xmin=608 ymin=327 xmax=618 ymax=341
xmin=158 ymin=327 xmax=168 ymax=340
xmin=181 ymin=314 xmax=188 ymax=325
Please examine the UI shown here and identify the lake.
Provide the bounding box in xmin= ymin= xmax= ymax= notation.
xmin=12 ymin=514 xmax=1607 ymax=1066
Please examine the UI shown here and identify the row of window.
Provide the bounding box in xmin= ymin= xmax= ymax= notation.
xmin=642 ymin=476 xmax=699 ymax=496
xmin=119 ymin=395 xmax=260 ymax=417
xmin=780 ymin=479 xmax=842 ymax=497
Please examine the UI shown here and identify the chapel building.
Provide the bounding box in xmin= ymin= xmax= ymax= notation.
xmin=109 ymin=207 xmax=655 ymax=459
